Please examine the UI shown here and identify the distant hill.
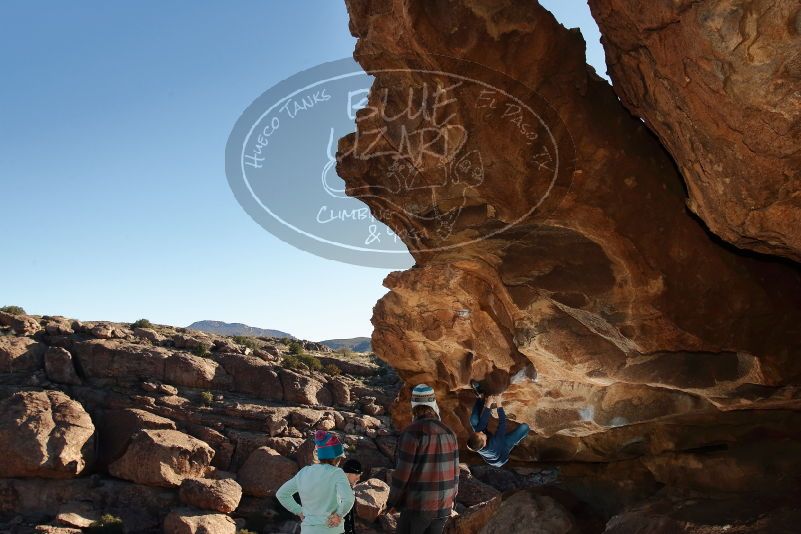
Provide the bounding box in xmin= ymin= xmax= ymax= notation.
xmin=320 ymin=337 xmax=372 ymax=353
xmin=187 ymin=320 xmax=293 ymax=339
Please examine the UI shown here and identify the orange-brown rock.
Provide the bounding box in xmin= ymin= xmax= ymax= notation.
xmin=163 ymin=508 xmax=236 ymax=534
xmin=353 ymin=478 xmax=390 ymax=523
xmin=108 ymin=429 xmax=214 ymax=488
xmin=179 ymin=477 xmax=242 ymax=513
xmin=0 ymin=311 xmax=42 ymax=336
xmin=0 ymin=391 xmax=95 ymax=478
xmin=478 ymin=491 xmax=579 ymax=534
xmin=339 ymin=0 xmax=801 ymax=469
xmin=44 ymin=346 xmax=82 ymax=385
xmin=237 ymin=446 xmax=298 ymax=497
xmin=96 ymin=408 xmax=177 ymax=468
xmin=589 ymin=0 xmax=801 ymax=261
xmin=0 ymin=336 xmax=46 ymax=373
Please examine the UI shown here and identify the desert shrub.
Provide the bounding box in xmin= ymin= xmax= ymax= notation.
xmin=131 ymin=318 xmax=154 ymax=329
xmin=233 ymin=336 xmax=260 ymax=350
xmin=282 ymin=354 xmax=304 ymax=371
xmin=324 ymin=363 xmax=342 ymax=376
xmin=0 ymin=305 xmax=25 ymax=316
xmin=337 ymin=347 xmax=352 ymax=358
xmin=200 ymin=391 xmax=214 ymax=406
xmin=191 ymin=345 xmax=211 ymax=357
xmin=87 ymin=514 xmax=124 ymax=534
xmin=299 ymin=353 xmax=322 ymax=371
xmin=282 ymin=353 xmax=322 ymax=372
xmin=287 ymin=340 xmax=304 ymax=355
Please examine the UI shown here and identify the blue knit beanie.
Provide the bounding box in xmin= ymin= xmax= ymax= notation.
xmin=314 ymin=430 xmax=344 ymax=460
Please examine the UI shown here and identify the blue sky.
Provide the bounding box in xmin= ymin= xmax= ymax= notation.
xmin=0 ymin=1 xmax=606 ymax=341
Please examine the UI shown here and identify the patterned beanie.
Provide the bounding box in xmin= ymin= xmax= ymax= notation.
xmin=314 ymin=430 xmax=344 ymax=460
xmin=410 ymin=383 xmax=440 ymax=416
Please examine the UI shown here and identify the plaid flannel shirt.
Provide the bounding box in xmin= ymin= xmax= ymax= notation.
xmin=388 ymin=416 xmax=460 ymax=518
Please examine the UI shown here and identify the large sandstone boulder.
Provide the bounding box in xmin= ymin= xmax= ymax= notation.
xmin=165 ymin=352 xmax=230 ymax=389
xmin=108 ymin=429 xmax=214 ymax=487
xmin=71 ymin=339 xmax=171 ymax=381
xmin=237 ymin=446 xmax=298 ymax=497
xmin=164 ymin=508 xmax=236 ymax=534
xmin=456 ymin=465 xmax=500 ymax=508
xmin=55 ymin=501 xmax=100 ymax=528
xmin=0 ymin=337 xmax=46 ymax=373
xmin=216 ymin=352 xmax=283 ymax=400
xmin=44 ymin=347 xmax=82 ymax=385
xmin=479 ymin=491 xmax=579 ymax=534
xmin=132 ymin=327 xmax=165 ymax=344
xmin=340 ymin=0 xmax=801 ymax=465
xmin=328 ymin=377 xmax=351 ymax=406
xmin=172 ymin=333 xmax=214 ymax=353
xmin=0 ymin=391 xmax=95 ymax=478
xmin=0 ymin=311 xmax=42 ymax=336
xmin=279 ymin=369 xmax=332 ymax=405
xmin=179 ymin=477 xmax=242 ymax=513
xmin=96 ymin=408 xmax=177 ymax=467
xmin=42 ymin=316 xmax=75 ymax=336
xmin=589 ymin=0 xmax=801 ymax=262
xmin=353 ymin=478 xmax=390 ymax=523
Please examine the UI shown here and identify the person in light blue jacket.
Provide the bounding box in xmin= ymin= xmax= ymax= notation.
xmin=276 ymin=430 xmax=355 ymax=533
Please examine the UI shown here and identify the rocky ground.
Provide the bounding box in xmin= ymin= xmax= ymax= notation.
xmin=0 ymin=310 xmax=411 ymax=533
xmin=3 ymin=310 xmax=799 ymax=533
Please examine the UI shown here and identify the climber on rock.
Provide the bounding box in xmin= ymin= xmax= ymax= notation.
xmin=466 ymin=379 xmax=530 ymax=467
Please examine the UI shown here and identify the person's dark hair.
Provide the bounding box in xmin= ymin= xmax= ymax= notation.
xmin=412 ymin=405 xmax=438 ymax=419
xmin=319 ymin=457 xmax=342 ymax=466
xmin=467 ymin=432 xmax=486 ymax=451
xmin=342 ymin=459 xmax=362 ymax=474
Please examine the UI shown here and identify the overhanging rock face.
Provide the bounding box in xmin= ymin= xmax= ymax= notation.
xmin=589 ymin=0 xmax=801 ymax=261
xmin=338 ymin=0 xmax=801 ymax=466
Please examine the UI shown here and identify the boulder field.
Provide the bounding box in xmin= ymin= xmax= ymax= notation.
xmin=0 ymin=314 xmax=412 ymax=533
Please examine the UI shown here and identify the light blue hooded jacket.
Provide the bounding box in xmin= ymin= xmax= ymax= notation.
xmin=276 ymin=463 xmax=355 ymax=533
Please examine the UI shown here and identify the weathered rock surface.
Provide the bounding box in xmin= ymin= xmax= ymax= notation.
xmin=353 ymin=478 xmax=390 ymax=523
xmin=0 ymin=311 xmax=42 ymax=336
xmin=96 ymin=408 xmax=177 ymax=467
xmin=237 ymin=446 xmax=299 ymax=497
xmin=72 ymin=339 xmax=172 ymax=381
xmin=479 ymin=491 xmax=579 ymax=534
xmin=54 ymin=501 xmax=100 ymax=528
xmin=589 ymin=0 xmax=801 ymax=261
xmin=179 ymin=477 xmax=242 ymax=513
xmin=279 ymin=369 xmax=332 ymax=405
xmin=340 ymin=0 xmax=801 ymax=471
xmin=0 ymin=391 xmax=95 ymax=478
xmin=0 ymin=316 xmax=398 ymax=532
xmin=44 ymin=347 xmax=82 ymax=385
xmin=602 ymin=493 xmax=801 ymax=534
xmin=163 ymin=508 xmax=236 ymax=534
xmin=108 ymin=429 xmax=214 ymax=487
xmin=0 ymin=337 xmax=46 ymax=373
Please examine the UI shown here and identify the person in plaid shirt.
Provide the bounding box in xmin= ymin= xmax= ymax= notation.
xmin=387 ymin=384 xmax=459 ymax=534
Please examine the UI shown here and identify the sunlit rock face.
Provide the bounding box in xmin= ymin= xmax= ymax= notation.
xmin=338 ymin=0 xmax=801 ymax=469
xmin=589 ymin=0 xmax=801 ymax=261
